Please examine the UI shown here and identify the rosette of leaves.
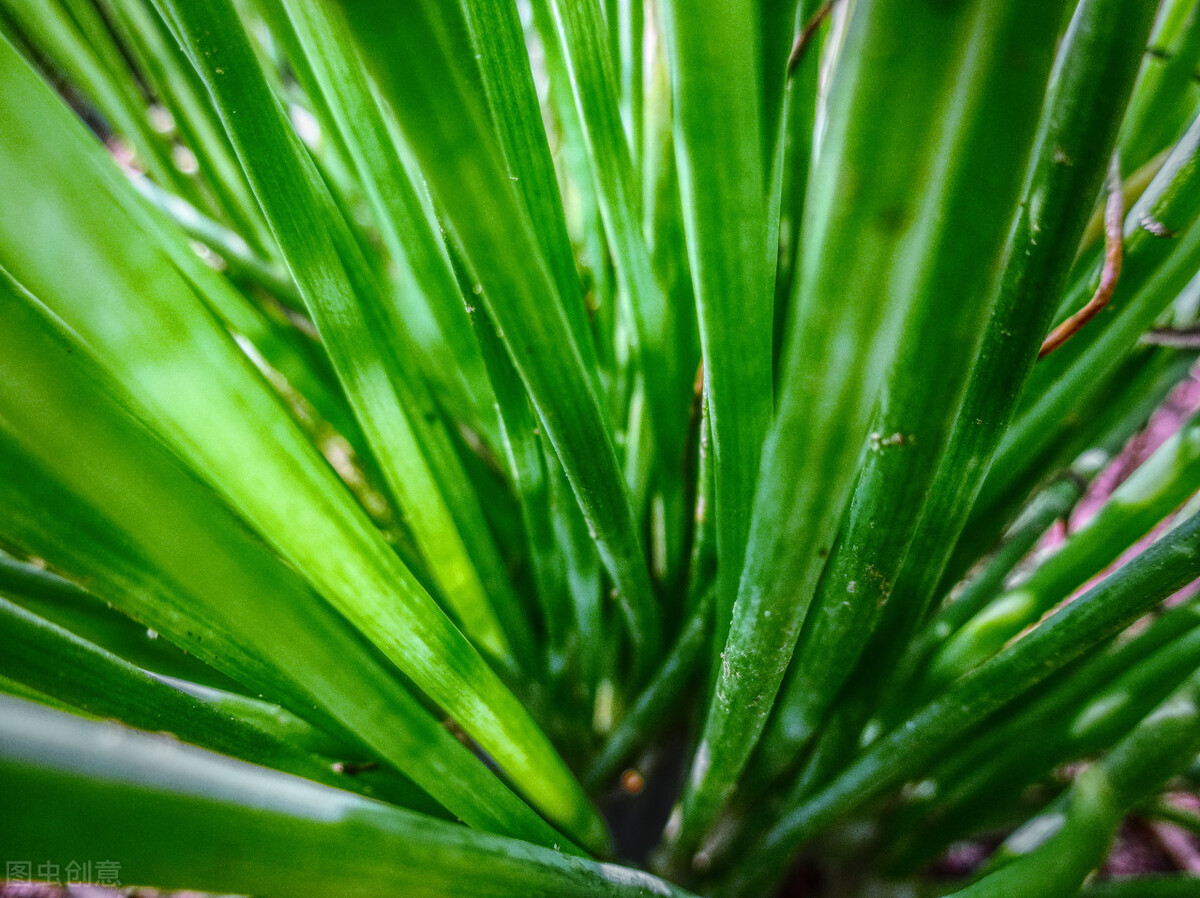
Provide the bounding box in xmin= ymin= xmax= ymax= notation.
xmin=4 ymin=1 xmax=1200 ymax=897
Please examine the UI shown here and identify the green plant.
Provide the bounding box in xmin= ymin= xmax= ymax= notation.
xmin=4 ymin=0 xmax=1200 ymax=895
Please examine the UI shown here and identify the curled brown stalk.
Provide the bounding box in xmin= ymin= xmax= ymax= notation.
xmin=1039 ymin=153 xmax=1125 ymax=359
xmin=787 ymin=0 xmax=838 ymax=76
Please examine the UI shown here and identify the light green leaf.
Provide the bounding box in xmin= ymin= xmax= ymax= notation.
xmin=0 ymin=32 xmax=598 ymax=847
xmin=0 ymin=262 xmax=568 ymax=846
xmin=669 ymin=0 xmax=1069 ymax=856
xmin=0 ymin=697 xmax=695 ymax=898
xmin=331 ymin=0 xmax=659 ymax=671
xmin=658 ymin=0 xmax=774 ymax=658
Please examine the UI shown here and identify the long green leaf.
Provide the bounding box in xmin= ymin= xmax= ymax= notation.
xmin=539 ymin=0 xmax=691 ymax=490
xmin=254 ymin=0 xmax=537 ymax=667
xmin=256 ymin=0 xmax=497 ymax=434
xmin=0 ymin=0 xmax=190 ymax=206
xmin=944 ymin=342 xmax=1197 ymax=606
xmin=474 ymin=305 xmax=574 ymax=683
xmin=928 ymin=406 xmax=1200 ymax=688
xmin=1119 ymin=0 xmax=1200 ymax=171
xmin=941 ymin=765 xmax=1120 ymax=898
xmin=973 ymin=111 xmax=1200 ymax=551
xmin=886 ymin=598 xmax=1200 ymax=871
xmin=0 ymin=697 xmax=694 ymax=898
xmin=779 ymin=342 xmax=1200 ymax=822
xmin=0 ymin=34 xmax=599 ymax=847
xmin=0 ymin=264 xmax=567 ymax=846
xmin=944 ymin=667 xmax=1200 ymax=898
xmin=667 ymin=0 xmax=1068 ymax=856
xmin=0 ymin=551 xmax=235 ymax=690
xmin=0 ymin=596 xmax=355 ymax=792
xmin=153 ymin=0 xmax=522 ymax=668
xmin=585 ymin=591 xmax=712 ymax=791
xmin=658 ymin=0 xmax=774 ymax=659
xmin=724 ymin=508 xmax=1200 ymax=892
xmin=756 ymin=0 xmax=1153 ymax=782
xmin=330 ymin=0 xmax=659 ymax=669
xmin=457 ymin=0 xmax=601 ymax=398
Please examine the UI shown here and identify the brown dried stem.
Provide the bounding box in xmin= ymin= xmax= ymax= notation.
xmin=787 ymin=0 xmax=838 ymax=76
xmin=1039 ymin=153 xmax=1125 ymax=359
